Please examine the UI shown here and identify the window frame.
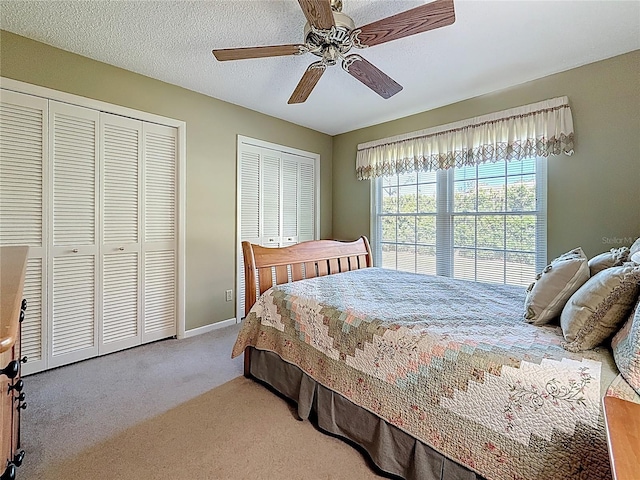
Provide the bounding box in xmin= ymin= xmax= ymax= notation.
xmin=370 ymin=157 xmax=547 ymax=286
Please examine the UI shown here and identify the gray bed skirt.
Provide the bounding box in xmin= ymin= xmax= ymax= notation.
xmin=250 ymin=348 xmax=483 ymax=480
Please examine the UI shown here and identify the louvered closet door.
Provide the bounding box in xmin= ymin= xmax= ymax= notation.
xmin=0 ymin=89 xmax=48 ymax=375
xmin=237 ymin=145 xmax=261 ymax=318
xmin=100 ymin=113 xmax=142 ymax=354
xmin=142 ymin=123 xmax=177 ymax=342
xmin=48 ymin=101 xmax=100 ymax=368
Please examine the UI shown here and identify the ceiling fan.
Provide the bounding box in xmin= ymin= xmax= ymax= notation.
xmin=212 ymin=0 xmax=455 ymax=104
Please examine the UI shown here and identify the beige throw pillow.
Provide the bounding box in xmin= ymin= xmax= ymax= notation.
xmin=524 ymin=247 xmax=590 ymax=326
xmin=561 ymin=263 xmax=640 ymax=352
xmin=588 ymin=247 xmax=630 ymax=276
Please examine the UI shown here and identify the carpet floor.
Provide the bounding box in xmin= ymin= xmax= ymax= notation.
xmin=19 ymin=324 xmax=385 ymax=480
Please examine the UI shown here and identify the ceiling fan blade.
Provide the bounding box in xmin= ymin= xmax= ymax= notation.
xmin=354 ymin=0 xmax=455 ymax=48
xmin=343 ymin=55 xmax=402 ymax=99
xmin=288 ymin=62 xmax=326 ymax=104
xmin=297 ymin=0 xmax=335 ymax=30
xmin=213 ymin=44 xmax=307 ymax=61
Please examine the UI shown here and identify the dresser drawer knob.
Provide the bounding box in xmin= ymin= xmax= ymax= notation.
xmin=0 ymin=463 xmax=16 ymax=480
xmin=16 ymin=402 xmax=27 ymax=411
xmin=1 ymin=360 xmax=19 ymax=379
xmin=19 ymin=310 xmax=24 ymax=323
xmin=21 ymin=298 xmax=27 ymax=311
xmin=14 ymin=393 xmax=25 ymax=403
xmin=8 ymin=380 xmax=24 ymax=393
xmin=12 ymin=451 xmax=25 ymax=468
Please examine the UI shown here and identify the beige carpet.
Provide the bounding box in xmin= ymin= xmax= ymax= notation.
xmin=32 ymin=376 xmax=386 ymax=480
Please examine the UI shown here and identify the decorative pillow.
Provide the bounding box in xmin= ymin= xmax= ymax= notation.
xmin=631 ymin=251 xmax=640 ymax=265
xmin=561 ymin=263 xmax=640 ymax=352
xmin=588 ymin=247 xmax=629 ymax=276
xmin=612 ymin=298 xmax=640 ymax=396
xmin=524 ymin=247 xmax=590 ymax=326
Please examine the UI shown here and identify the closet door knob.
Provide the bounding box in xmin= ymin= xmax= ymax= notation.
xmin=8 ymin=380 xmax=24 ymax=393
xmin=20 ymin=356 xmax=28 ymax=364
xmin=118 ymin=246 xmax=125 ymax=251
xmin=0 ymin=361 xmax=19 ymax=379
xmin=72 ymin=248 xmax=78 ymax=253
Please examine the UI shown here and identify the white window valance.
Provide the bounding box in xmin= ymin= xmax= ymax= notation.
xmin=356 ymin=96 xmax=574 ymax=181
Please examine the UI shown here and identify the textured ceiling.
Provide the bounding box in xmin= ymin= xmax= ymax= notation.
xmin=1 ymin=0 xmax=639 ymax=135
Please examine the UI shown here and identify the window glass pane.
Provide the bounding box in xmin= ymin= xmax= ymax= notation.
xmin=397 ymin=245 xmax=416 ymax=273
xmin=418 ymin=184 xmax=436 ymax=213
xmin=477 ymin=178 xmax=506 ymax=212
xmin=506 ymin=215 xmax=536 ymax=251
xmin=417 ymin=170 xmax=437 ymax=184
xmin=382 ymin=186 xmax=398 ymax=214
xmin=417 ymin=245 xmax=436 ymax=275
xmin=476 ymin=250 xmax=505 ymax=284
xmin=398 ymin=172 xmax=417 ymax=186
xmin=417 ymin=215 xmax=436 ymax=244
xmin=453 ymin=248 xmax=476 ymax=281
xmin=456 ymin=165 xmax=476 ymax=181
xmin=507 ymin=175 xmax=536 ymax=212
xmin=453 ymin=180 xmax=477 ymax=212
xmin=381 ymin=243 xmax=397 ymax=269
xmin=506 ymin=252 xmax=536 ymax=287
xmin=478 ymin=161 xmax=505 ymax=179
xmin=383 ymin=175 xmax=398 ymax=187
xmin=477 ymin=216 xmax=505 ymax=249
xmin=381 ymin=216 xmax=397 ymax=243
xmin=453 ymin=216 xmax=475 ymax=248
xmin=398 ymin=185 xmax=417 ymax=213
xmin=507 ymin=158 xmax=535 ymax=175
xmin=397 ymin=215 xmax=416 ymax=244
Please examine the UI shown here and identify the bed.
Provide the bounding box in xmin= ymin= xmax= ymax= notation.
xmin=232 ymin=237 xmax=631 ymax=480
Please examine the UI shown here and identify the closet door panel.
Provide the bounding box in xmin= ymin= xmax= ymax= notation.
xmin=298 ymin=158 xmax=316 ymax=243
xmin=100 ymin=114 xmax=142 ymax=354
xmin=102 ymin=252 xmax=139 ymax=351
xmin=50 ymin=255 xmax=97 ymax=366
xmin=237 ymin=146 xmax=261 ymax=317
xmin=281 ymin=156 xmax=298 ymax=246
xmin=49 ymin=101 xmax=99 ymax=368
xmin=261 ymin=153 xmax=281 ymax=246
xmin=0 ymin=89 xmax=48 ymax=374
xmin=142 ymin=123 xmax=177 ymax=342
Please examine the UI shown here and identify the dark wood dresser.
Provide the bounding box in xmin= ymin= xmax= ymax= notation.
xmin=1 ymin=246 xmax=28 ymax=479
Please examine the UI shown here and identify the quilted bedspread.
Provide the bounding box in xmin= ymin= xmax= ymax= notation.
xmin=232 ymin=267 xmax=622 ymax=480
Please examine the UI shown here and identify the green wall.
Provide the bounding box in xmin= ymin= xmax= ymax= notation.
xmin=333 ymin=50 xmax=640 ymax=261
xmin=0 ymin=30 xmax=333 ymax=330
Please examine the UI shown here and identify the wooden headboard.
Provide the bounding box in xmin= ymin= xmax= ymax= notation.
xmin=241 ymin=236 xmax=372 ymax=316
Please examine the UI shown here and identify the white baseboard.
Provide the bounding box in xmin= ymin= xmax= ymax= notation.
xmin=183 ymin=318 xmax=237 ymax=338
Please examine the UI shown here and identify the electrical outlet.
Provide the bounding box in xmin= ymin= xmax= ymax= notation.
xmin=225 ymin=289 xmax=233 ymax=302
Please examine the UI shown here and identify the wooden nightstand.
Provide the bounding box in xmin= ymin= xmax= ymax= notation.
xmin=603 ymin=395 xmax=640 ymax=480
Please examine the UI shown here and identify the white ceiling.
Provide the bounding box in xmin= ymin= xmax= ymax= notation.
xmin=1 ymin=0 xmax=639 ymax=135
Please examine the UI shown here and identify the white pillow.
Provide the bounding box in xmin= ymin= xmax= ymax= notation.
xmin=588 ymin=247 xmax=629 ymax=276
xmin=524 ymin=247 xmax=590 ymax=326
xmin=561 ymin=263 xmax=640 ymax=352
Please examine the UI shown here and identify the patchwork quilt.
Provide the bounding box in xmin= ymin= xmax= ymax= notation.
xmin=232 ymin=268 xmax=621 ymax=480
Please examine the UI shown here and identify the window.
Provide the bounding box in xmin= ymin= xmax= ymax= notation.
xmin=371 ymin=158 xmax=546 ymax=287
